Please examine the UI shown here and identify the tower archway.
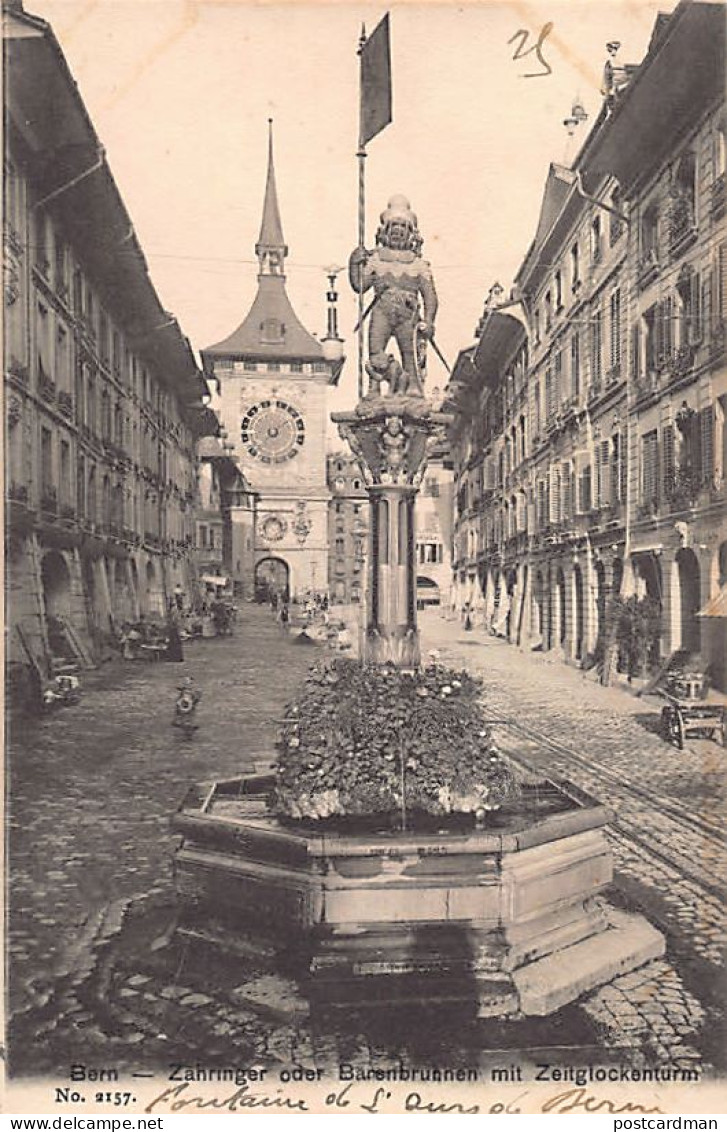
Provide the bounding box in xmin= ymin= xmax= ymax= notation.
xmin=255 ymin=557 xmax=290 ymax=602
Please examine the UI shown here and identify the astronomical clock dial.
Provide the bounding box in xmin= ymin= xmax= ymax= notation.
xmin=240 ymin=399 xmax=305 ymax=464
xmin=261 ymin=515 xmax=286 ymax=543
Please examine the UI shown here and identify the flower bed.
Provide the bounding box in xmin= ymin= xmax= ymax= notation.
xmin=274 ymin=658 xmax=518 ymax=824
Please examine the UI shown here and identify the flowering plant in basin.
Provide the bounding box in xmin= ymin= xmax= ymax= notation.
xmin=274 ymin=658 xmax=518 ymax=825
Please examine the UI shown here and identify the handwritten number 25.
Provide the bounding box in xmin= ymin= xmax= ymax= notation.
xmin=508 ymin=22 xmax=553 ymax=78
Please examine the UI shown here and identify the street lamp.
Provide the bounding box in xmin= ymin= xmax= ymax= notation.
xmin=321 ymin=264 xmax=344 ymax=363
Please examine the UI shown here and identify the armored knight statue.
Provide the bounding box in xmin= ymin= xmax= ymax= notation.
xmin=349 ymin=195 xmax=438 ymax=397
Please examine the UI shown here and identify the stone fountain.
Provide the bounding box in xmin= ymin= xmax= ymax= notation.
xmin=172 ymin=195 xmax=663 ymax=1016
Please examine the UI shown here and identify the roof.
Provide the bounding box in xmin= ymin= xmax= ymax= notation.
xmin=516 ymin=3 xmax=725 ymax=294
xmin=201 ymin=276 xmax=324 ymax=364
xmin=256 ymin=121 xmax=287 ymax=256
xmin=532 ymin=164 xmax=574 ymax=249
xmin=201 ymin=123 xmax=324 ymax=368
xmin=583 ymin=1 xmax=725 ymax=195
xmin=4 ymin=3 xmax=209 ymax=419
xmin=473 ymin=310 xmax=528 ymax=385
xmin=197 ymin=436 xmax=227 ymax=459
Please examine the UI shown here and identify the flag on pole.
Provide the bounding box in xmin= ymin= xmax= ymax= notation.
xmin=359 ymin=13 xmax=392 ymax=147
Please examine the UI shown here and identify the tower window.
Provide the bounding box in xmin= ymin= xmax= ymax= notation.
xmin=260 ymin=318 xmax=285 ymax=344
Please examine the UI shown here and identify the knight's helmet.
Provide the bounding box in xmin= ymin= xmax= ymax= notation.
xmin=376 ymin=194 xmax=422 ymax=252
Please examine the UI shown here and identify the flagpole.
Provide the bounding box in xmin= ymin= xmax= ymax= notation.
xmin=357 ymin=23 xmax=367 ymax=402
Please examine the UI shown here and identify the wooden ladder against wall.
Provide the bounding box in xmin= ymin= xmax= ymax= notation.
xmin=56 ymin=615 xmax=96 ymax=669
xmin=15 ymin=624 xmax=47 ymax=686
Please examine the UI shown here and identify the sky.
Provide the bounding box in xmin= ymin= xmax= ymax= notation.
xmin=29 ymin=0 xmax=672 ymax=418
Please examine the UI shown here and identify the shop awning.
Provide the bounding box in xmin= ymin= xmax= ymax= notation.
xmin=200 ymin=574 xmax=229 ymax=587
xmin=697 ymin=587 xmax=727 ymax=618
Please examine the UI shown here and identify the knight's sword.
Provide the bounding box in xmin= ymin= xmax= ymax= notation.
xmin=353 ymin=293 xmax=380 ymax=333
xmin=429 ymin=335 xmax=451 ymax=374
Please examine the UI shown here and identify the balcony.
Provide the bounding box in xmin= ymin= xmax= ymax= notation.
xmin=7 ymin=481 xmax=28 ymax=504
xmin=636 ymin=250 xmax=660 ymax=290
xmin=668 ymin=196 xmax=698 ymax=259
xmin=7 ymin=357 xmax=29 ymax=386
xmin=38 ymin=370 xmax=55 ymax=402
xmin=665 ymin=343 xmax=696 ymax=382
xmin=40 ymin=486 xmax=58 ymax=514
xmin=57 ymin=390 xmax=74 ymax=418
xmin=663 ymin=468 xmax=707 ymax=512
xmin=709 ymin=320 xmax=726 ymax=363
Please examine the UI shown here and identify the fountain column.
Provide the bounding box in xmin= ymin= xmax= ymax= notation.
xmin=333 ymin=396 xmax=450 ymax=667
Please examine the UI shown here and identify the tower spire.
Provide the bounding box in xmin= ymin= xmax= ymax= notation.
xmin=255 ymin=118 xmax=288 ymax=276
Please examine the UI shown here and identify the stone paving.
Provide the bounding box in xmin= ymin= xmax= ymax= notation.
xmin=7 ymin=606 xmax=316 ymax=1017
xmin=6 ymin=605 xmax=726 ymax=1079
xmin=420 ymin=610 xmax=725 ymax=1072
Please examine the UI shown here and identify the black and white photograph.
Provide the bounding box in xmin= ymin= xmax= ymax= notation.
xmin=3 ymin=0 xmax=727 ymax=1116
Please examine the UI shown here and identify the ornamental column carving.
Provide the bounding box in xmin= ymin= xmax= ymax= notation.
xmin=333 ymin=394 xmax=450 ymax=667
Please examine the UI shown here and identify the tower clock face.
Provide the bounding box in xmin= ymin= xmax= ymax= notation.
xmin=240 ymin=399 xmax=305 ymax=464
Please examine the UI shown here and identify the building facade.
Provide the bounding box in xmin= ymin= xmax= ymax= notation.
xmin=201 ymin=128 xmax=344 ymax=603
xmin=327 ymin=453 xmax=368 ymax=606
xmin=196 ymin=437 xmax=257 ymax=600
xmin=415 ymin=444 xmax=454 ymax=608
xmin=448 ymin=1 xmax=726 ymax=686
xmin=4 ymin=2 xmax=211 ymax=692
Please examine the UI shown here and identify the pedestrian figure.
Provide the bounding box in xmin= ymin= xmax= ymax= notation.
xmin=173 ymin=676 xmax=200 ymax=737
xmin=279 ymin=601 xmax=290 ymax=633
xmin=164 ymin=605 xmax=185 ymax=661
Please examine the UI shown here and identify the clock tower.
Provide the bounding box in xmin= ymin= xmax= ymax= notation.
xmin=202 ymin=124 xmax=343 ymax=601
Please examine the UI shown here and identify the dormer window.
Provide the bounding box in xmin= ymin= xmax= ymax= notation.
xmin=669 ymin=151 xmax=697 ymax=253
xmin=610 ymin=188 xmax=624 ymax=244
xmin=571 ymin=242 xmax=580 ymax=291
xmin=544 ymin=291 xmax=553 ymax=331
xmin=260 ymin=318 xmax=285 ymax=344
xmin=642 ymin=203 xmax=658 ymax=255
xmin=591 ymin=216 xmax=602 ymax=265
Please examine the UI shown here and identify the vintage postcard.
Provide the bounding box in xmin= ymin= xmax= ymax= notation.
xmin=3 ymin=0 xmax=726 ymax=1118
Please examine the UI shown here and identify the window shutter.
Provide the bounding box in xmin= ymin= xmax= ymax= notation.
xmin=600 ymin=440 xmax=611 ymax=506
xmin=662 ymin=424 xmax=675 ymax=496
xmin=561 ymin=464 xmax=569 ymax=520
xmin=578 ymin=464 xmax=592 ymax=513
xmin=664 ymin=295 xmax=673 ymax=357
xmin=689 ymin=270 xmax=702 ymax=344
xmin=718 ymin=243 xmax=727 ymax=324
xmin=642 ymin=431 xmax=659 ymax=505
xmin=551 ymin=465 xmax=561 ymax=524
xmin=654 ymin=301 xmax=663 ymax=364
xmin=571 ymin=332 xmax=580 ymax=397
xmin=699 ymin=407 xmax=714 ymax=485
xmin=702 ymin=272 xmax=713 ymax=336
xmin=631 ymin=323 xmax=640 ymax=380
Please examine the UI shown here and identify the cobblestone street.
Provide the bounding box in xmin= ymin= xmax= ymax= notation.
xmin=419 ymin=610 xmax=726 ymax=1071
xmin=7 ymin=605 xmax=725 ymax=1080
xmin=8 ymin=606 xmax=315 ymax=1016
